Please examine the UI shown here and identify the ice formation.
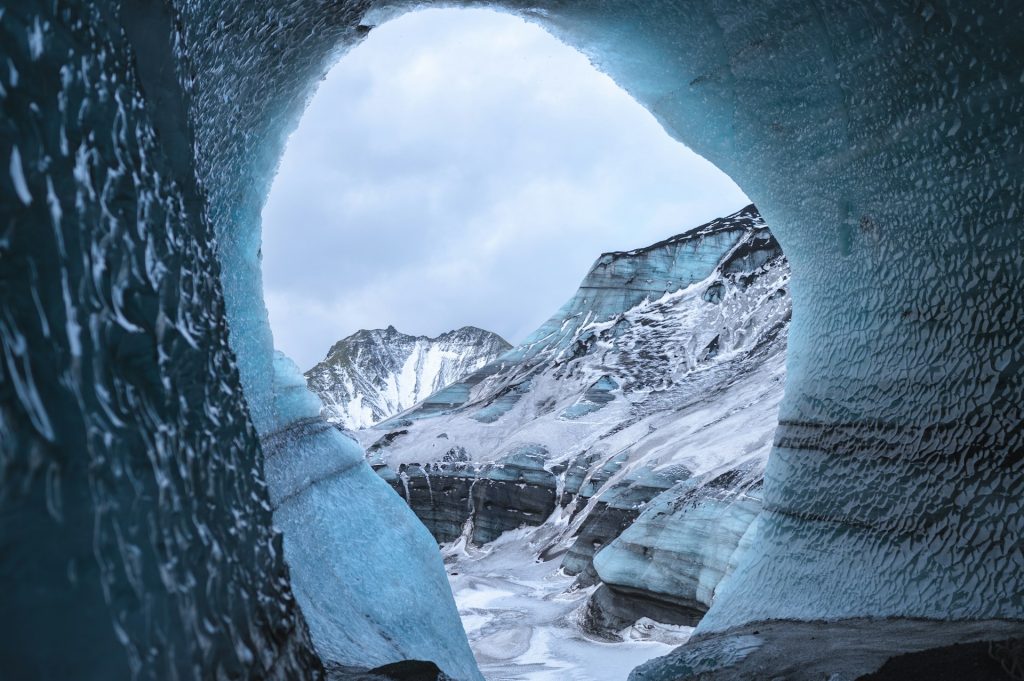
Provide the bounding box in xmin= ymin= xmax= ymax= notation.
xmin=2 ymin=1 xmax=1022 ymax=679
xmin=264 ymin=353 xmax=481 ymax=679
xmin=306 ymin=326 xmax=511 ymax=430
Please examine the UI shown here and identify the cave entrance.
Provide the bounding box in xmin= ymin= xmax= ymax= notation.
xmin=9 ymin=1 xmax=1020 ymax=679
xmin=256 ymin=7 xmax=778 ymax=680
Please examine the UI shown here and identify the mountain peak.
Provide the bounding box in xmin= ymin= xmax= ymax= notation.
xmin=306 ymin=325 xmax=511 ymax=429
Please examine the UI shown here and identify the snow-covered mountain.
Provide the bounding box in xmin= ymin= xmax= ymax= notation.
xmin=306 ymin=325 xmax=511 ymax=429
xmin=357 ymin=205 xmax=791 ymax=672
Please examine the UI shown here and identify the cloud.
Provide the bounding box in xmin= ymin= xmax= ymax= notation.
xmin=261 ymin=8 xmax=749 ymax=369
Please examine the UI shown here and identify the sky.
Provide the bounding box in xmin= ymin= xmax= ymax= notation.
xmin=261 ymin=8 xmax=748 ymax=370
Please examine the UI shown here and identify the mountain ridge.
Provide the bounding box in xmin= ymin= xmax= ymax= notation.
xmin=306 ymin=324 xmax=511 ymax=430
xmin=357 ymin=206 xmax=792 ymax=663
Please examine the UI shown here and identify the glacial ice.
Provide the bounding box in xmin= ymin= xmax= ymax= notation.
xmin=261 ymin=353 xmax=483 ymax=679
xmin=4 ymin=0 xmax=1023 ymax=678
xmin=592 ymin=466 xmax=764 ymax=619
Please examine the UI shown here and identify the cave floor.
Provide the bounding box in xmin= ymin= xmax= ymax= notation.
xmin=443 ymin=525 xmax=692 ymax=680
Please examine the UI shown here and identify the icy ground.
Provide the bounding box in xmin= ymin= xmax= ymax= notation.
xmin=443 ymin=525 xmax=693 ymax=681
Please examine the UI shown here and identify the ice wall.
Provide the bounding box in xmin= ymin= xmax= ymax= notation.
xmin=172 ymin=4 xmax=482 ymax=676
xmin=263 ymin=354 xmax=482 ymax=679
xmin=593 ymin=467 xmax=764 ymax=622
xmin=0 ymin=3 xmax=320 ymax=678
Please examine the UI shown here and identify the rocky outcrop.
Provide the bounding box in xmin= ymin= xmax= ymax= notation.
xmin=378 ymin=446 xmax=558 ymax=544
xmin=327 ymin=660 xmax=455 ymax=681
xmin=629 ymin=620 xmax=1024 ymax=681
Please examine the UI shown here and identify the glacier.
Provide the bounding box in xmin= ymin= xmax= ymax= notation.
xmin=2 ymin=1 xmax=1023 ymax=679
xmin=362 ymin=206 xmax=790 ymax=650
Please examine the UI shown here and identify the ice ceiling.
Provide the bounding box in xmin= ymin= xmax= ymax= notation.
xmin=1 ymin=1 xmax=1022 ymax=679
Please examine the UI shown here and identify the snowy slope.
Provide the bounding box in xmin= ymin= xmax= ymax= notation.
xmin=306 ymin=325 xmax=511 ymax=429
xmin=360 ymin=206 xmax=791 ymax=645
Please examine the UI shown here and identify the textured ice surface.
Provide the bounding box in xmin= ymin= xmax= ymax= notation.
xmin=0 ymin=4 xmax=321 ymax=678
xmin=5 ymin=0 xmax=1023 ymax=677
xmin=593 ymin=467 xmax=764 ymax=617
xmin=262 ymin=354 xmax=482 ymax=679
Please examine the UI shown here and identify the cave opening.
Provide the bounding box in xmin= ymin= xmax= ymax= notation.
xmin=257 ymin=8 xmax=771 ymax=679
xmin=3 ymin=2 xmax=1022 ymax=680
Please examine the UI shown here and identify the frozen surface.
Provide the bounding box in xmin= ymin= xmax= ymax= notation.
xmin=363 ymin=206 xmax=787 ymax=467
xmin=593 ymin=467 xmax=764 ymax=616
xmin=365 ymin=208 xmax=790 ymax=642
xmin=444 ymin=527 xmax=694 ymax=681
xmin=0 ymin=4 xmax=321 ymax=677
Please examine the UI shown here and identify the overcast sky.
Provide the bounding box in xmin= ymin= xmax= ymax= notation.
xmin=262 ymin=8 xmax=748 ymax=370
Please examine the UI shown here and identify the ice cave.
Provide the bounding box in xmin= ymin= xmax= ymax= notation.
xmin=1 ymin=2 xmax=1022 ymax=680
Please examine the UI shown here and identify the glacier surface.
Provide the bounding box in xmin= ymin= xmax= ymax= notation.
xmin=364 ymin=206 xmax=790 ymax=645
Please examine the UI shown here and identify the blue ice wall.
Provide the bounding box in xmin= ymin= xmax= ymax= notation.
xmin=262 ymin=354 xmax=481 ymax=679
xmin=514 ymin=1 xmax=1024 ymax=632
xmin=175 ymin=4 xmax=482 ymax=675
xmin=0 ymin=2 xmax=320 ymax=678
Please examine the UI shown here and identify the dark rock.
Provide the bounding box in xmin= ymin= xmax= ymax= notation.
xmin=469 ymin=446 xmax=558 ymax=544
xmin=697 ymin=335 xmax=719 ymax=363
xmin=394 ymin=463 xmax=475 ymax=543
xmin=628 ymin=620 xmax=1024 ymax=681
xmin=702 ymin=282 xmax=725 ymax=304
xmin=720 ymin=227 xmax=783 ymax=279
xmin=379 ymin=446 xmax=557 ymax=545
xmin=857 ymin=639 xmax=1023 ymax=681
xmin=326 ymin=660 xmax=453 ymax=681
xmin=441 ymin=446 xmax=469 ymax=462
xmin=367 ymin=430 xmax=409 ymax=454
xmin=582 ymin=584 xmax=705 ymax=641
